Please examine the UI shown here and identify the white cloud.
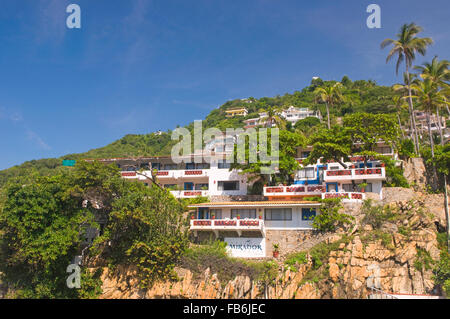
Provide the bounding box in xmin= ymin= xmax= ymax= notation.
xmin=26 ymin=129 xmax=51 ymax=150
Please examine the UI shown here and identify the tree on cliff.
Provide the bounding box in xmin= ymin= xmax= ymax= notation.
xmin=343 ymin=113 xmax=400 ymax=167
xmin=230 ymin=129 xmax=306 ymax=187
xmin=303 ymin=126 xmax=352 ymax=169
xmin=0 ymin=161 xmax=188 ymax=298
xmin=381 ymin=22 xmax=433 ymax=154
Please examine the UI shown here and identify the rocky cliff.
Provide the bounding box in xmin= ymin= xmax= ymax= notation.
xmin=97 ymin=188 xmax=448 ymax=299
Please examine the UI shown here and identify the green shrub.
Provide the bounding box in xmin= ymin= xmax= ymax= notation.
xmin=285 ymin=252 xmax=308 ymax=271
xmin=312 ymin=198 xmax=354 ymax=232
xmin=434 ymin=251 xmax=450 ymax=298
xmin=361 ymin=199 xmax=397 ymax=229
xmin=180 ymin=241 xmax=259 ymax=284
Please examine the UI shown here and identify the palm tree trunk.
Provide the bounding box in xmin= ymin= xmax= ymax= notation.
xmin=426 ymin=112 xmax=435 ymax=157
xmin=436 ymin=106 xmax=444 ymax=144
xmin=444 ymin=176 xmax=450 ymax=254
xmin=326 ymin=102 xmax=331 ymax=129
xmin=397 ymin=113 xmax=405 ymax=138
xmin=405 ymin=65 xmax=420 ymax=154
xmin=437 ymin=113 xmax=450 ymax=253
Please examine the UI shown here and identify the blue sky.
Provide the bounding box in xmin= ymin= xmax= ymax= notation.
xmin=0 ymin=0 xmax=449 ymax=170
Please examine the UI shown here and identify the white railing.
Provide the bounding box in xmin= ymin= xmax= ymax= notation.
xmin=263 ymin=185 xmax=325 ymax=197
xmin=170 ymin=190 xmax=209 ymax=198
xmin=323 ymin=167 xmax=385 ymax=182
xmin=190 ymin=218 xmax=265 ymax=235
xmin=367 ymin=287 xmax=398 ymax=299
xmin=155 ymin=169 xmax=208 ymax=179
xmin=321 ymin=192 xmax=365 ymax=202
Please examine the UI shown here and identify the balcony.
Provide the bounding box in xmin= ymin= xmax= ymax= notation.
xmin=321 ymin=192 xmax=365 ymax=202
xmin=323 ymin=167 xmax=385 ymax=182
xmin=190 ymin=218 xmax=265 ymax=237
xmin=263 ymin=185 xmax=325 ymax=197
xmin=152 ymin=169 xmax=209 ymax=179
xmin=170 ymin=190 xmax=209 ymax=198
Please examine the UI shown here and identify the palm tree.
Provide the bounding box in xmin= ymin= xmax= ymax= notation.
xmin=389 ymin=96 xmax=408 ymax=139
xmin=393 ymin=73 xmax=421 ymax=140
xmin=264 ymin=106 xmax=285 ymax=129
xmin=416 ymin=57 xmax=450 ymax=251
xmin=410 ymin=79 xmax=448 ymax=157
xmin=381 ymin=23 xmax=433 ymax=153
xmin=416 ymin=56 xmax=450 ymax=141
xmin=313 ymin=82 xmax=345 ymax=129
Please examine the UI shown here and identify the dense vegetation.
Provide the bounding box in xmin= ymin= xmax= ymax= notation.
xmin=0 ymin=161 xmax=188 ymax=298
xmin=0 ymin=77 xmax=401 ymax=188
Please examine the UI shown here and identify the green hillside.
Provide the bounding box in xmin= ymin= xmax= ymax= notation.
xmin=0 ymin=77 xmax=397 ymax=187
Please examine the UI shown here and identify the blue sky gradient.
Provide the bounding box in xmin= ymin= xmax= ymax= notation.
xmin=0 ymin=0 xmax=449 ymax=169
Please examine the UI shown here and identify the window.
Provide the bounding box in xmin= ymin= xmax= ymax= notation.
xmin=164 ymin=164 xmax=178 ymax=170
xmin=210 ymin=209 xmax=222 ymax=219
xmin=218 ymin=160 xmax=231 ymax=169
xmin=164 ymin=184 xmax=177 ymax=190
xmin=196 ymin=163 xmax=210 ymax=169
xmin=231 ymin=209 xmax=256 ymax=219
xmin=151 ymin=163 xmax=160 ymax=170
xmin=297 ymin=167 xmax=315 ymax=179
xmin=264 ymin=208 xmax=292 ymax=221
xmin=195 ymin=183 xmax=209 ymax=190
xmin=301 ymin=208 xmax=316 ymax=221
xmin=218 ymin=181 xmax=239 ymax=191
xmin=301 ymin=151 xmax=311 ymax=158
xmin=186 ymin=163 xmax=196 ymax=169
xmin=343 ymin=184 xmax=354 ymax=192
xmin=357 ymin=183 xmax=372 ymax=192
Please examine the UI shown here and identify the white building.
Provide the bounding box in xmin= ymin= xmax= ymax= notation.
xmin=243 ymin=106 xmax=321 ymax=129
xmin=91 ymin=154 xmax=248 ymax=199
xmin=189 ymin=200 xmax=321 ymax=257
xmin=280 ymin=106 xmax=322 ymax=124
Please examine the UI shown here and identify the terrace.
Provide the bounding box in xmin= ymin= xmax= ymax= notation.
xmin=190 ymin=218 xmax=265 ymax=237
xmin=323 ymin=167 xmax=385 ymax=182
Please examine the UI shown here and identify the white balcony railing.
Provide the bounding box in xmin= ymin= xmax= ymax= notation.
xmin=321 ymin=192 xmax=365 ymax=202
xmin=190 ymin=218 xmax=265 ymax=236
xmin=323 ymin=167 xmax=385 ymax=182
xmin=170 ymin=190 xmax=209 ymax=198
xmin=263 ymin=185 xmax=325 ymax=197
xmin=155 ymin=169 xmax=208 ymax=179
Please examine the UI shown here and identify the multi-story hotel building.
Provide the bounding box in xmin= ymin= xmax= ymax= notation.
xmin=88 ymin=153 xmax=248 ymax=199
xmin=87 ymin=136 xmax=393 ymax=258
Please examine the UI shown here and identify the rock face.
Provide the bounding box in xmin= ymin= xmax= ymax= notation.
xmin=98 ymin=188 xmax=446 ymax=299
xmin=403 ymin=158 xmax=427 ymax=190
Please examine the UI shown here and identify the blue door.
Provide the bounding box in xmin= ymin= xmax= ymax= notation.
xmin=184 ymin=182 xmax=194 ymax=190
xmin=326 ymin=183 xmax=338 ymax=192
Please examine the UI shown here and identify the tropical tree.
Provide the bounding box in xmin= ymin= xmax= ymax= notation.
xmin=313 ymin=82 xmax=345 ymax=129
xmin=381 ymin=23 xmax=433 ymax=153
xmin=303 ymin=126 xmax=352 ymax=169
xmin=264 ymin=106 xmax=285 ymax=129
xmin=410 ymin=79 xmax=448 ymax=157
xmin=230 ymin=129 xmax=306 ymax=187
xmin=415 ymin=56 xmax=450 ymax=141
xmin=389 ymin=96 xmax=408 ymax=139
xmin=343 ymin=113 xmax=400 ymax=167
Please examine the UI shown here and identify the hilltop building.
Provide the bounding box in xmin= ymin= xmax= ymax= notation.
xmin=225 ymin=107 xmax=248 ymax=117
xmin=244 ymin=106 xmax=321 ymax=129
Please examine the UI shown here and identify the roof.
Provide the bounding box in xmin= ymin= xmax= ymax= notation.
xmin=188 ymin=200 xmax=321 ymax=208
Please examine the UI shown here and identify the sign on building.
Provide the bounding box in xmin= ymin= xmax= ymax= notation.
xmin=224 ymin=237 xmax=266 ymax=258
